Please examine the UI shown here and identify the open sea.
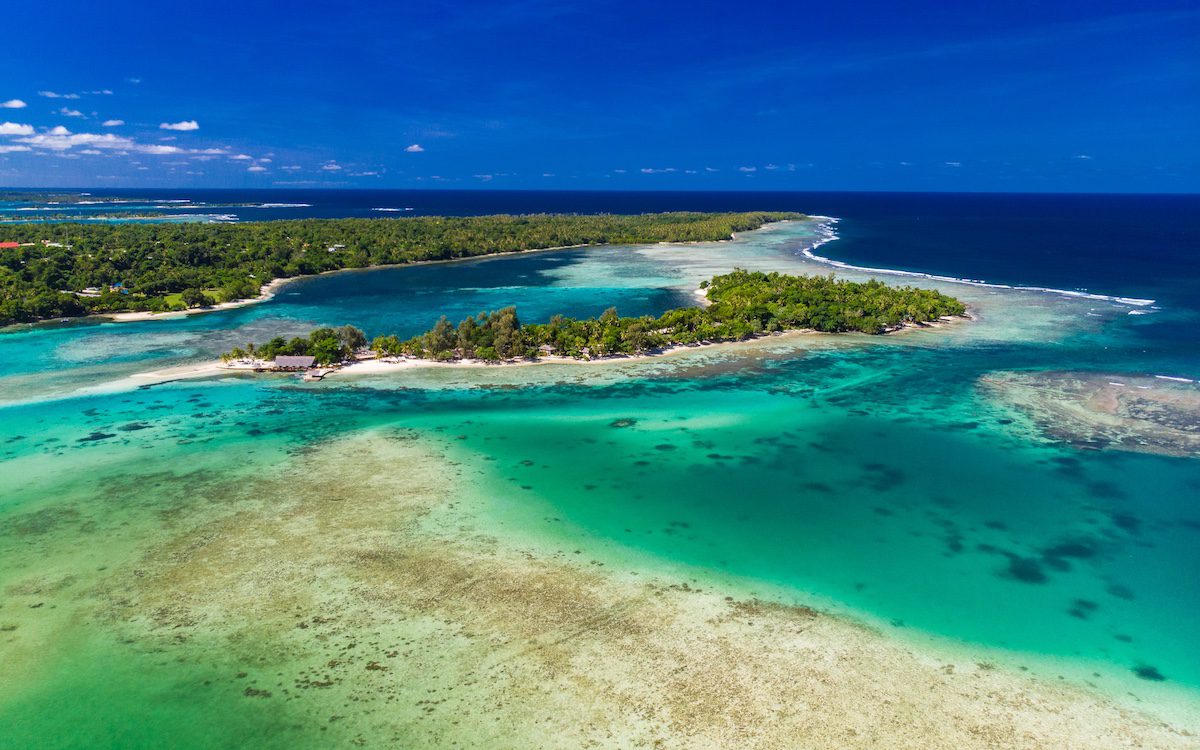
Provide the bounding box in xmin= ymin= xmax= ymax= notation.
xmin=1 ymin=190 xmax=1197 ymax=747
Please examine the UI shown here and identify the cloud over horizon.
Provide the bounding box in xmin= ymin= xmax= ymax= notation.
xmin=0 ymin=122 xmax=35 ymax=136
xmin=160 ymin=120 xmax=200 ymax=131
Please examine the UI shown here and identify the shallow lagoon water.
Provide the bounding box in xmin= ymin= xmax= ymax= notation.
xmin=2 ymin=216 xmax=1199 ymax=745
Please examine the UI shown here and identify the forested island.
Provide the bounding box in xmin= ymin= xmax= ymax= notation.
xmin=0 ymin=212 xmax=801 ymax=325
xmin=222 ymin=270 xmax=967 ymax=367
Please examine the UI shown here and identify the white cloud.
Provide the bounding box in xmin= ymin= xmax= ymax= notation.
xmin=0 ymin=122 xmax=35 ymax=135
xmin=140 ymin=144 xmax=184 ymax=154
xmin=640 ymin=167 xmax=676 ymax=174
xmin=613 ymin=169 xmax=627 ymax=174
xmin=473 ymin=174 xmax=493 ymax=181
xmin=281 ymin=165 xmax=302 ymax=171
xmin=738 ymin=166 xmax=757 ymax=172
xmin=321 ymin=162 xmax=343 ymax=171
xmin=247 ymin=165 xmax=267 ymax=172
xmin=91 ymin=89 xmax=114 ymax=95
xmin=160 ymin=120 xmax=199 ymax=131
xmin=404 ymin=143 xmax=424 ymax=152
xmin=101 ymin=119 xmax=124 ymax=127
xmin=705 ymin=167 xmax=719 ymax=172
xmin=944 ymin=161 xmax=962 ymax=167
xmin=0 ymin=145 xmax=31 ymax=153
xmin=765 ymin=163 xmax=779 ymax=170
xmin=1 ymin=99 xmax=26 ymax=109
xmin=15 ymin=128 xmax=228 ymax=158
xmin=39 ymin=91 xmax=80 ymax=99
xmin=1075 ymin=154 xmax=1093 ymax=160
xmin=78 ymin=149 xmax=103 ymax=155
xmin=59 ymin=107 xmax=84 ymax=117
xmin=17 ymin=131 xmax=128 ymax=151
xmin=351 ymin=170 xmax=380 ymax=177
xmin=229 ymin=153 xmax=252 ymax=160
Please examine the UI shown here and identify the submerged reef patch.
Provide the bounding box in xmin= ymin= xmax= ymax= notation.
xmin=980 ymin=371 xmax=1200 ymax=458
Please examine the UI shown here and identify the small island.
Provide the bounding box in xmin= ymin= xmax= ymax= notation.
xmin=221 ymin=270 xmax=967 ymax=374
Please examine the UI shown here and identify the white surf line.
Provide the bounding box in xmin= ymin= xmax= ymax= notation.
xmin=801 ymin=216 xmax=1157 ymax=307
xmin=1154 ymin=375 xmax=1196 ymax=383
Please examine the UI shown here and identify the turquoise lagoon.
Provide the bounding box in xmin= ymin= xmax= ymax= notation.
xmin=1 ymin=218 xmax=1198 ymax=745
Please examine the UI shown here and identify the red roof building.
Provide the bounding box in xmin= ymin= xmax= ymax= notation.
xmin=0 ymin=242 xmax=20 ymax=249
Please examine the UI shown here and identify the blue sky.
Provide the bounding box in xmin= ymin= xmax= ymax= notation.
xmin=0 ymin=1 xmax=1196 ymax=191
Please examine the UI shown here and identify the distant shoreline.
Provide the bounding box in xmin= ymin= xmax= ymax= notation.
xmin=93 ymin=221 xmax=796 ymax=325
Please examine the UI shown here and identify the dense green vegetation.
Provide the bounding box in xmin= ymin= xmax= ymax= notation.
xmin=222 ymin=325 xmax=367 ymax=366
xmin=225 ymin=270 xmax=966 ymax=366
xmin=0 ymin=191 xmax=131 ymax=204
xmin=0 ymin=212 xmax=801 ymax=325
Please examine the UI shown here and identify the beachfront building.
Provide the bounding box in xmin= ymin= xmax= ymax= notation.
xmin=273 ymin=355 xmax=316 ymax=371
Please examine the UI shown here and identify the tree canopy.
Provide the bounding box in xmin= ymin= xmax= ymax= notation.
xmin=222 ymin=325 xmax=367 ymax=366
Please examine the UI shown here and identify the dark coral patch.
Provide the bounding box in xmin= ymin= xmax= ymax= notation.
xmin=77 ymin=431 xmax=116 ymax=442
xmin=1110 ymin=512 xmax=1141 ymax=535
xmin=1107 ymin=583 xmax=1135 ymax=601
xmin=1067 ymin=599 xmax=1099 ymax=619
xmin=1133 ymin=665 xmax=1166 ymax=682
xmin=1005 ymin=555 xmax=1048 ymax=584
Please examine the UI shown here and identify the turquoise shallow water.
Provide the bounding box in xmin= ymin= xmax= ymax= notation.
xmin=1 ymin=217 xmax=1198 ymax=743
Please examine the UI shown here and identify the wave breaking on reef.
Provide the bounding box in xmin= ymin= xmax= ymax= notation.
xmin=802 ymin=217 xmax=1156 ymax=307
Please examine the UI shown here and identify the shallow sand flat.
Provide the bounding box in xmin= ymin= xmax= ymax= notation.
xmin=7 ymin=429 xmax=1191 ymax=748
xmin=980 ymin=371 xmax=1200 ymax=457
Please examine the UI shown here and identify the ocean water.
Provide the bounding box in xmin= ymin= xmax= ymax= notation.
xmin=1 ymin=191 xmax=1198 ymax=746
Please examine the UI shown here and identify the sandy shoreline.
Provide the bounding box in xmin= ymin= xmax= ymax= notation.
xmin=183 ymin=317 xmax=960 ymax=384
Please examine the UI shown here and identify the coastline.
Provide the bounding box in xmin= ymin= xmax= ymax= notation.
xmin=89 ymin=219 xmax=799 ymax=325
xmin=101 ymin=276 xmax=292 ymax=322
xmin=201 ymin=316 xmax=963 ymax=383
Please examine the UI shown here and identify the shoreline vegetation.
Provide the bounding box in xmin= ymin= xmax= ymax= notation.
xmin=218 ymin=270 xmax=967 ymax=376
xmin=0 ymin=211 xmax=803 ymax=325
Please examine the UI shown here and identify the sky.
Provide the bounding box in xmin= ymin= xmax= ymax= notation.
xmin=0 ymin=1 xmax=1196 ymax=192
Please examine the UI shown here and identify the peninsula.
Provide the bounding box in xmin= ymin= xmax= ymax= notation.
xmin=0 ymin=211 xmax=801 ymax=325
xmin=220 ymin=270 xmax=967 ymax=371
